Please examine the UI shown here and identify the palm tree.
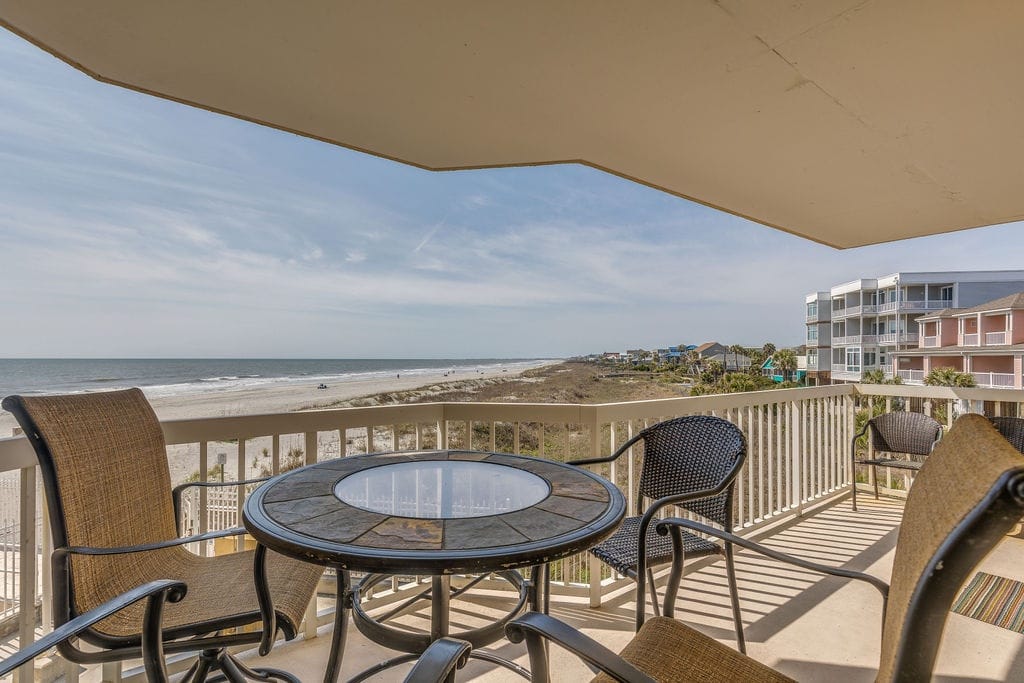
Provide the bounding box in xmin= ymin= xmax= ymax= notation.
xmin=924 ymin=367 xmax=976 ymax=387
xmin=772 ymin=348 xmax=798 ymax=381
xmin=728 ymin=344 xmax=746 ymax=372
xmin=761 ymin=342 xmax=777 ymax=359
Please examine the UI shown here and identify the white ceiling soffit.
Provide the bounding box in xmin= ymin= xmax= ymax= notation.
xmin=3 ymin=1 xmax=1023 ymax=249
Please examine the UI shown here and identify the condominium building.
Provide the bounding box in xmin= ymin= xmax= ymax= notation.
xmin=892 ymin=292 xmax=1024 ymax=389
xmin=804 ymin=271 xmax=1024 ymax=384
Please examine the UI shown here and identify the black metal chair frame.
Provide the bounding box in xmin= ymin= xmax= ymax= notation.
xmin=0 ymin=580 xmax=185 ymax=683
xmin=569 ymin=415 xmax=747 ymax=651
xmin=850 ymin=411 xmax=942 ymax=511
xmin=505 ymin=463 xmax=1024 ymax=683
xmin=2 ymin=395 xmax=299 ymax=683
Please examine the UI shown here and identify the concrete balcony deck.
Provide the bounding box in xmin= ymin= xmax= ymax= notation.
xmin=229 ymin=496 xmax=1024 ymax=682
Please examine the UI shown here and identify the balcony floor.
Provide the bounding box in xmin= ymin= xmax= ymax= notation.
xmin=231 ymin=495 xmax=1024 ymax=682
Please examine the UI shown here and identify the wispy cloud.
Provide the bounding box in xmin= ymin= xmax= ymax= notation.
xmin=2 ymin=31 xmax=1024 ymax=357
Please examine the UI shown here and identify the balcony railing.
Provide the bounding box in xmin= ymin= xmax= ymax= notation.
xmin=922 ymin=335 xmax=940 ymax=347
xmin=3 ymin=383 xmax=1024 ymax=680
xmin=877 ymin=301 xmax=949 ymax=313
xmin=971 ymin=371 xmax=1017 ymax=388
xmin=897 ymin=369 xmax=925 ymax=383
xmin=985 ymin=331 xmax=1008 ymax=345
xmin=963 ymin=333 xmax=980 ymax=346
xmin=878 ymin=332 xmax=918 ymax=345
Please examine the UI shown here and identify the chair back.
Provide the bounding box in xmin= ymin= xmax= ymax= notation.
xmin=636 ymin=415 xmax=746 ymax=526
xmin=1 ymin=390 xmax=179 ymax=623
xmin=876 ymin=414 xmax=1024 ymax=682
xmin=868 ymin=411 xmax=942 ymax=459
xmin=990 ymin=416 xmax=1024 ymax=454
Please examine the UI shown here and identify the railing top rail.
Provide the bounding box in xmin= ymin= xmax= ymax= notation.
xmin=852 ymin=383 xmax=1024 ymax=401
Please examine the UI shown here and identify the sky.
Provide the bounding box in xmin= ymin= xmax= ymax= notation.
xmin=2 ymin=32 xmax=1024 ymax=359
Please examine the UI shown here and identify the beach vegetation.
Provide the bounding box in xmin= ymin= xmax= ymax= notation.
xmin=924 ymin=368 xmax=976 ymax=387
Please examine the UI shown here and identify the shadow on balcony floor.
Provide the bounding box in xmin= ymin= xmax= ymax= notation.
xmin=229 ymin=496 xmax=1023 ymax=681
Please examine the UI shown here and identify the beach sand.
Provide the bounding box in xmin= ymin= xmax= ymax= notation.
xmin=0 ymin=363 xmax=558 ymax=483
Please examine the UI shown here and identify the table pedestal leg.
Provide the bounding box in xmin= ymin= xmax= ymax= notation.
xmin=430 ymin=575 xmax=451 ymax=640
xmin=323 ymin=570 xmax=350 ymax=683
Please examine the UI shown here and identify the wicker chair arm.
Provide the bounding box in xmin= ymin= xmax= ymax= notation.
xmin=403 ymin=637 xmax=472 ymax=682
xmin=506 ymin=612 xmax=656 ymax=683
xmin=172 ymin=477 xmax=271 ymax=525
xmin=567 ymin=431 xmax=647 ymax=466
xmin=655 ymin=518 xmax=890 ymax=599
xmin=55 ymin=527 xmax=246 ymax=558
xmin=0 ymin=579 xmax=186 ymax=681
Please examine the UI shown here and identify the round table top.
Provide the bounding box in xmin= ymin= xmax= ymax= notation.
xmin=243 ymin=450 xmax=626 ymax=574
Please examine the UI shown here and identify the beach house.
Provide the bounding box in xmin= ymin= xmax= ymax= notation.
xmin=892 ymin=292 xmax=1024 ymax=388
xmin=806 ymin=271 xmax=1024 ymax=384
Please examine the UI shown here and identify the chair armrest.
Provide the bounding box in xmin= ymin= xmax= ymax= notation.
xmin=506 ymin=612 xmax=657 ymax=683
xmin=655 ymin=518 xmax=890 ymax=600
xmin=403 ymin=637 xmax=471 ymax=683
xmin=0 ymin=579 xmax=186 ymax=681
xmin=55 ymin=527 xmax=246 ymax=558
xmin=568 ymin=431 xmax=646 ymax=466
xmin=172 ymin=477 xmax=272 ymax=525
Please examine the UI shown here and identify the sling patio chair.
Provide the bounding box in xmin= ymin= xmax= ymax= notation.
xmin=850 ymin=411 xmax=943 ymax=512
xmin=1 ymin=389 xmax=324 ymax=682
xmin=505 ymin=413 xmax=1024 ymax=682
xmin=568 ymin=415 xmax=747 ymax=651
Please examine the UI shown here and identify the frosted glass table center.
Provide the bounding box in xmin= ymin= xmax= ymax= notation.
xmin=333 ymin=460 xmax=549 ymax=519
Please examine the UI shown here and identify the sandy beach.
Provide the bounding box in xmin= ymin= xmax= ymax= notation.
xmin=0 ymin=363 xmax=552 ymax=435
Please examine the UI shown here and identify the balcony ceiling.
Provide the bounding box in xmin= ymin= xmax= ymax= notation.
xmin=3 ymin=1 xmax=1024 ymax=248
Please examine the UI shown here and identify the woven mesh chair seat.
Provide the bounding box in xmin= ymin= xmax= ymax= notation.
xmin=590 ymin=515 xmax=719 ymax=577
xmin=990 ymin=417 xmax=1024 ymax=454
xmin=75 ymin=546 xmax=322 ymax=638
xmin=591 ymin=616 xmax=794 ymax=683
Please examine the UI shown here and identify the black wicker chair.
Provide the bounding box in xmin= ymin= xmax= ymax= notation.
xmin=568 ymin=415 xmax=747 ymax=651
xmin=990 ymin=416 xmax=1024 ymax=453
xmin=507 ymin=414 xmax=1024 ymax=682
xmin=851 ymin=411 xmax=942 ymax=512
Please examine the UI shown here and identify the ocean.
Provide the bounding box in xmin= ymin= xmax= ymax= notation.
xmin=0 ymin=358 xmax=554 ymax=399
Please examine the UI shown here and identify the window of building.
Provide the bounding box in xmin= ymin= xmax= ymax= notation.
xmin=846 ymin=348 xmax=861 ymax=372
xmin=807 ymin=327 xmax=818 ymax=341
xmin=807 ymin=302 xmax=817 ymax=317
xmin=863 ymin=351 xmax=877 ymax=367
xmin=940 ymin=285 xmax=953 ymax=301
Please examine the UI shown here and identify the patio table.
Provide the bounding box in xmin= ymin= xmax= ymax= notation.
xmin=243 ymin=449 xmax=625 ymax=682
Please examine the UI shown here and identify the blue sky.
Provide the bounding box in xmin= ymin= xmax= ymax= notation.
xmin=2 ymin=31 xmax=1023 ymax=359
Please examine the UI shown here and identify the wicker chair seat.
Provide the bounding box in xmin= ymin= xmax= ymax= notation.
xmin=76 ymin=545 xmax=323 ymax=639
xmin=856 ymin=457 xmax=923 ymax=471
xmin=592 ymin=616 xmax=793 ymax=683
xmin=590 ymin=515 xmax=718 ymax=578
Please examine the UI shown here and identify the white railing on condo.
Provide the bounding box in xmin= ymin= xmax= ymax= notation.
xmin=971 ymin=372 xmax=1016 ymax=388
xmin=878 ymin=301 xmax=948 ymax=314
xmin=878 ymin=332 xmax=918 ymax=345
xmin=922 ymin=336 xmax=939 ymax=347
xmin=807 ymin=357 xmax=818 ymax=369
xmin=4 ymin=383 xmax=1024 ymax=679
xmin=964 ymin=333 xmax=980 ymax=346
xmin=861 ymin=304 xmax=877 ymax=314
xmin=897 ymin=369 xmax=925 ymax=383
xmin=985 ymin=331 xmax=1008 ymax=345
xmin=880 ymin=364 xmax=894 ymax=377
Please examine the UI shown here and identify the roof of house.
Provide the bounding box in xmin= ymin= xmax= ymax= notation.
xmin=917 ymin=307 xmax=964 ymax=321
xmin=693 ymin=342 xmax=719 ymax=354
xmin=956 ymin=292 xmax=1024 ymax=316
